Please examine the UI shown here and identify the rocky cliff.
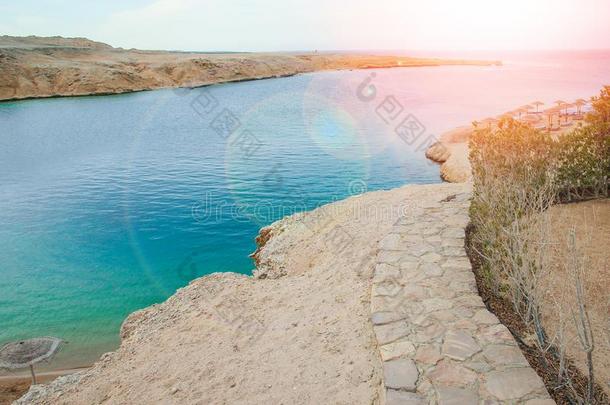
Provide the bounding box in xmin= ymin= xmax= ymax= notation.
xmin=0 ymin=36 xmax=500 ymax=101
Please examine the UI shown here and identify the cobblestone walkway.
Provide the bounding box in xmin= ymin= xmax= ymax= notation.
xmin=371 ymin=186 xmax=554 ymax=404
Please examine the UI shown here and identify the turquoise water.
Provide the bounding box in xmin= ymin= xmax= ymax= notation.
xmin=0 ymin=70 xmax=442 ymax=370
xmin=2 ymin=55 xmax=610 ymax=370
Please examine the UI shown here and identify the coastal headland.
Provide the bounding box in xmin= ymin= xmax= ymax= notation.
xmin=0 ymin=36 xmax=500 ymax=101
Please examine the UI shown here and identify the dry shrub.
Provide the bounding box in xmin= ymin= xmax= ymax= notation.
xmin=469 ymin=118 xmax=556 ymax=328
xmin=468 ymin=93 xmax=610 ymax=403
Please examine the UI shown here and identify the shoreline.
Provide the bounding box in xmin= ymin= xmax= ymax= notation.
xmin=0 ymin=61 xmax=497 ymax=104
xmin=0 ymin=368 xmax=89 ymax=383
xmin=0 ymin=35 xmax=500 ymax=102
xmin=0 ymin=71 xmax=301 ymax=103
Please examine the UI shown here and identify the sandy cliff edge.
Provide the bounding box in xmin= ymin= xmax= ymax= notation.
xmin=15 ymin=184 xmax=468 ymax=404
xmin=425 ymin=125 xmax=474 ymax=183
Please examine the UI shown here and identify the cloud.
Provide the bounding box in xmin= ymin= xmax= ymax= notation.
xmin=15 ymin=0 xmax=608 ymax=51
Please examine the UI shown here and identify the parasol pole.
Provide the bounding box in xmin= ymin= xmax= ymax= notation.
xmin=30 ymin=364 xmax=37 ymax=384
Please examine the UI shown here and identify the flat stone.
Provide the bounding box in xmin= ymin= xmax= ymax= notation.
xmin=398 ymin=254 xmax=421 ymax=265
xmin=423 ymin=226 xmax=442 ymax=236
xmin=442 ymin=330 xmax=481 ymax=360
xmin=412 ymin=322 xmax=446 ymax=343
xmin=441 ymin=238 xmax=464 ymax=247
xmin=424 ymin=234 xmax=442 ymax=243
xmin=372 ymin=279 xmax=402 ymax=297
xmin=482 ymin=344 xmax=528 ymax=366
xmin=386 ymin=389 xmax=426 ymax=404
xmin=449 ymin=270 xmax=474 ymax=281
xmin=442 ymin=247 xmax=465 ymax=257
xmin=371 ymin=296 xmax=392 ymax=313
xmin=380 ymin=340 xmax=416 ymax=361
xmin=427 ymin=360 xmax=478 ymax=386
xmin=444 ymin=215 xmax=469 ymax=226
xmin=430 ymin=309 xmax=457 ymax=322
xmin=380 ymin=233 xmax=403 ymax=250
xmin=396 ymin=217 xmax=417 ymax=226
xmin=408 ymin=242 xmax=436 ymax=257
xmin=523 ymin=400 xmax=555 ymax=405
xmin=479 ymin=324 xmax=515 ymax=345
xmin=422 ymin=298 xmax=453 ymax=312
xmin=448 ymin=281 xmax=476 ymax=294
xmin=402 ymin=233 xmax=424 ymax=243
xmin=484 ymin=368 xmax=547 ymax=400
xmin=378 ymin=250 xmax=405 ymax=264
xmin=441 ymin=258 xmax=471 ymax=270
xmin=452 ymin=307 xmax=474 ymax=319
xmin=441 ymin=228 xmax=465 ymax=239
xmin=472 ymin=309 xmax=499 ymax=325
xmin=455 ymin=294 xmax=485 ymax=308
xmin=463 ymin=361 xmax=492 ymax=373
xmin=421 ymin=252 xmax=443 ymax=263
xmin=452 ymin=319 xmax=477 ymax=331
xmin=371 ymin=311 xmax=405 ymax=325
xmin=418 ymin=262 xmax=443 ymax=277
xmin=437 ymin=386 xmax=478 ymax=405
xmin=401 ymin=285 xmax=429 ymax=300
xmin=427 ymin=286 xmax=456 ymax=299
xmin=383 ymin=358 xmax=419 ymax=391
xmin=415 ymin=344 xmax=441 ymax=365
xmin=375 ymin=320 xmax=411 ymax=345
xmin=375 ymin=263 xmax=400 ymax=278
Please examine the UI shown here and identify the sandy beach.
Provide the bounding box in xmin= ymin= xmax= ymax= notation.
xmin=0 ymin=369 xmax=87 ymax=405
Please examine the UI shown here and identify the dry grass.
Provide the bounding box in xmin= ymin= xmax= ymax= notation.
xmin=540 ymin=199 xmax=610 ymax=395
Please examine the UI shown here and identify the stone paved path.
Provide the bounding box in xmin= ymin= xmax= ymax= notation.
xmin=371 ymin=185 xmax=554 ymax=404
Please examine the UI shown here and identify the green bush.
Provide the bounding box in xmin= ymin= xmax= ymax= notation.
xmin=555 ymin=123 xmax=610 ymax=201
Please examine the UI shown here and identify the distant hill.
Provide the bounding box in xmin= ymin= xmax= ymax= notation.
xmin=0 ymin=35 xmax=113 ymax=50
xmin=0 ymin=35 xmax=499 ymax=101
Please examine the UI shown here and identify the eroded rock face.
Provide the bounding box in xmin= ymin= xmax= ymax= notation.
xmin=425 ymin=141 xmax=452 ymax=163
xmin=425 ymin=128 xmax=473 ymax=184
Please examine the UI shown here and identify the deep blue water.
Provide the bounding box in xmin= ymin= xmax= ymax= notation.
xmin=2 ymin=53 xmax=610 ymax=370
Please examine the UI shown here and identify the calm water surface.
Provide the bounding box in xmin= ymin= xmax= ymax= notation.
xmin=1 ymin=51 xmax=609 ymax=370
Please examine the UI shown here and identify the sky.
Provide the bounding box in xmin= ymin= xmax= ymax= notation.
xmin=1 ymin=0 xmax=610 ymax=52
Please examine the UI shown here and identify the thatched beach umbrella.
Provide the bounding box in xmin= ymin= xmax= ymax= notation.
xmin=521 ymin=114 xmax=540 ymax=123
xmin=520 ymin=104 xmax=534 ymax=114
xmin=515 ymin=107 xmax=530 ymax=119
xmin=531 ymin=100 xmax=544 ymax=113
xmin=543 ymin=107 xmax=561 ymax=131
xmin=554 ymin=100 xmax=568 ymax=113
xmin=0 ymin=337 xmax=65 ymax=384
xmin=475 ymin=117 xmax=498 ymax=128
xmin=561 ymin=103 xmax=574 ymax=123
xmin=574 ymin=98 xmax=587 ymax=114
